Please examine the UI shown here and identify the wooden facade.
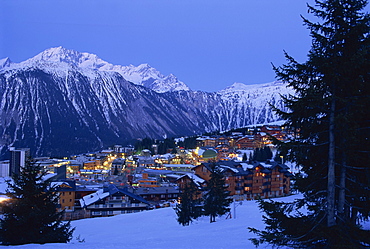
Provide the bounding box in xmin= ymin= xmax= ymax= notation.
xmin=190 ymin=161 xmax=292 ymax=200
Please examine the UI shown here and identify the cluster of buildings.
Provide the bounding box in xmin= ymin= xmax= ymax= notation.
xmin=0 ymin=125 xmax=293 ymax=220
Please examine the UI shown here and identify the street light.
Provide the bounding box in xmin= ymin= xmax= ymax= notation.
xmin=233 ymin=201 xmax=243 ymax=219
xmin=280 ymin=155 xmax=284 ymax=164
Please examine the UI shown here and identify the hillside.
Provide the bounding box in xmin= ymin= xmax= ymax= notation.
xmin=0 ymin=47 xmax=294 ymax=158
xmin=3 ymin=193 xmax=302 ymax=249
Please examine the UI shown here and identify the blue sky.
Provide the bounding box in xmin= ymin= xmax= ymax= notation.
xmin=1 ymin=0 xmax=368 ymax=92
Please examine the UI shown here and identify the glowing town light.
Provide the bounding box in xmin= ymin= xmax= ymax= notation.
xmin=0 ymin=197 xmax=9 ymax=203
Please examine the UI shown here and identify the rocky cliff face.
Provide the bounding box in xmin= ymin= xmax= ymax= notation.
xmin=0 ymin=47 xmax=293 ymax=158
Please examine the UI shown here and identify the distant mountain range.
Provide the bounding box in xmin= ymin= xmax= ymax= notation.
xmin=0 ymin=47 xmax=294 ymax=158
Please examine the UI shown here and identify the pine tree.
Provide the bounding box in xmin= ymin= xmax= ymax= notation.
xmin=242 ymin=153 xmax=248 ymax=162
xmin=0 ymin=159 xmax=74 ymax=245
xmin=263 ymin=147 xmax=273 ymax=160
xmin=174 ymin=182 xmax=201 ymax=226
xmin=252 ymin=147 xmax=272 ymax=162
xmin=250 ymin=0 xmax=370 ymax=248
xmin=248 ymin=152 xmax=253 ymax=163
xmin=203 ymin=164 xmax=232 ymax=223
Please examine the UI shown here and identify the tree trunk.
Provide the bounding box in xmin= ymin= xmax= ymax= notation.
xmin=327 ymin=97 xmax=336 ymax=227
xmin=337 ymin=146 xmax=347 ymax=223
xmin=351 ymin=207 xmax=358 ymax=225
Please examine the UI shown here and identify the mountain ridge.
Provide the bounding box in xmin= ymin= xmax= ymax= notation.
xmin=0 ymin=47 xmax=293 ymax=158
xmin=2 ymin=47 xmax=190 ymax=93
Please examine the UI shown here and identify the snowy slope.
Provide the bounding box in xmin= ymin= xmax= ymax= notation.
xmin=216 ymin=81 xmax=294 ymax=129
xmin=4 ymin=194 xmax=303 ymax=249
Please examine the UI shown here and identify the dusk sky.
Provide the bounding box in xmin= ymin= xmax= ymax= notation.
xmin=1 ymin=0 xmax=368 ymax=92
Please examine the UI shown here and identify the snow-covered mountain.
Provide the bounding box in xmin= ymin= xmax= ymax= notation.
xmin=218 ymin=81 xmax=294 ymax=127
xmin=9 ymin=47 xmax=189 ymax=93
xmin=0 ymin=47 xmax=293 ymax=158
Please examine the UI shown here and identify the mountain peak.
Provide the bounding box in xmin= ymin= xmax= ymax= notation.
xmin=137 ymin=63 xmax=151 ymax=69
xmin=31 ymin=46 xmax=82 ymax=64
xmin=228 ymin=82 xmax=249 ymax=90
xmin=0 ymin=57 xmax=12 ymax=69
xmin=13 ymin=47 xmax=190 ymax=93
xmin=220 ymin=81 xmax=285 ymax=93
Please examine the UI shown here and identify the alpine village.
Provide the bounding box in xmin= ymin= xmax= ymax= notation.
xmin=0 ymin=124 xmax=292 ymax=221
xmin=1 ymin=0 xmax=370 ymax=248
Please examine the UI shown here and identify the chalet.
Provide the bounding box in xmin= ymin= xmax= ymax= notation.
xmin=235 ymin=135 xmax=263 ymax=149
xmin=233 ymin=161 xmax=292 ymax=199
xmin=80 ymin=184 xmax=151 ymax=217
xmin=175 ymin=173 xmax=206 ymax=200
xmin=215 ymin=144 xmax=235 ymax=161
xmin=189 ymin=160 xmax=292 ymax=201
xmin=192 ymin=162 xmax=239 ymax=195
xmin=196 ymin=136 xmax=216 ymax=147
xmin=169 ymin=155 xmax=182 ymax=164
xmin=192 ymin=163 xmax=212 ymax=181
xmin=137 ymin=172 xmax=160 ymax=187
xmin=134 ymin=186 xmax=180 ymax=205
xmin=135 ymin=152 xmax=155 ymax=167
xmin=154 ymin=154 xmax=174 ymax=165
xmin=123 ymin=156 xmax=138 ymax=175
xmin=215 ymin=161 xmax=242 ymax=196
xmin=111 ymin=158 xmax=125 ymax=175
xmin=54 ymin=180 xmax=76 ymax=212
xmin=261 ymin=125 xmax=281 ymax=134
xmin=176 ymin=172 xmax=206 ymax=190
xmin=83 ymin=159 xmax=103 ymax=170
xmin=52 ymin=180 xmax=104 ymax=220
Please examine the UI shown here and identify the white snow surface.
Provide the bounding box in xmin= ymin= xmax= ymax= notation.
xmin=216 ymin=81 xmax=294 ymax=128
xmin=79 ymin=189 xmax=109 ymax=207
xmin=1 ymin=175 xmax=369 ymax=249
xmin=7 ymin=194 xmax=302 ymax=249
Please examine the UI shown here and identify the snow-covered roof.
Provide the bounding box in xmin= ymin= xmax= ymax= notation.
xmin=259 ymin=162 xmax=272 ymax=168
xmin=80 ymin=184 xmax=151 ymax=207
xmin=240 ymin=163 xmax=253 ymax=171
xmin=101 ymin=150 xmax=114 ymax=153
xmin=156 ymin=154 xmax=174 ymax=160
xmin=80 ymin=189 xmax=110 ymax=207
xmin=163 ymin=164 xmax=194 ymax=168
xmin=219 ymin=165 xmax=239 ymax=173
xmin=42 ymin=173 xmax=57 ymax=181
xmin=177 ymin=173 xmax=206 ymax=186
